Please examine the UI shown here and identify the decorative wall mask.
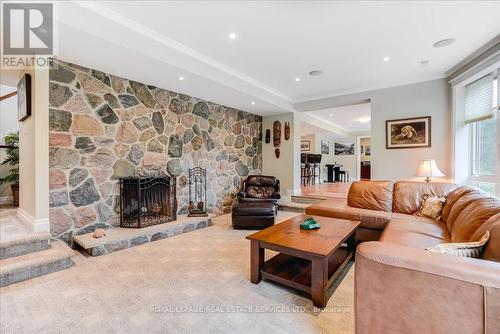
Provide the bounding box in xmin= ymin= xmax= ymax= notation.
xmin=273 ymin=121 xmax=281 ymax=148
xmin=284 ymin=122 xmax=290 ymax=140
xmin=265 ymin=129 xmax=271 ymax=143
xmin=275 ymin=148 xmax=280 ymax=159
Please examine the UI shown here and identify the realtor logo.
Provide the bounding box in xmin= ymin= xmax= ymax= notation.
xmin=3 ymin=3 xmax=53 ymax=55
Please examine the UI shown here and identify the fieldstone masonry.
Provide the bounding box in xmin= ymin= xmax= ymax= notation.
xmin=49 ymin=60 xmax=262 ymax=244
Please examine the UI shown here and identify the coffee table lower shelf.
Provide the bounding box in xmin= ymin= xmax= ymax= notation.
xmin=261 ymin=247 xmax=352 ymax=296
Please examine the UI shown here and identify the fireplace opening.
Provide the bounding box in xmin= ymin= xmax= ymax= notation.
xmin=119 ymin=176 xmax=177 ymax=228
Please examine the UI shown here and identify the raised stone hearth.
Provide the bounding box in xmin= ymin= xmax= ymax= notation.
xmin=73 ymin=215 xmax=213 ymax=256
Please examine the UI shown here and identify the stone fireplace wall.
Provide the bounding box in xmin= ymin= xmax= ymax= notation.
xmin=48 ymin=60 xmax=262 ymax=243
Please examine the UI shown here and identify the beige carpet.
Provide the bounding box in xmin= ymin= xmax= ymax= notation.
xmin=0 ymin=212 xmax=354 ymax=334
xmin=0 ymin=206 xmax=32 ymax=242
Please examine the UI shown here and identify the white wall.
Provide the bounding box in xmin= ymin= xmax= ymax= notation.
xmin=0 ymin=86 xmax=18 ymax=202
xmin=18 ymin=68 xmax=50 ymax=232
xmin=263 ymin=112 xmax=301 ymax=196
xmin=295 ymin=79 xmax=451 ymax=182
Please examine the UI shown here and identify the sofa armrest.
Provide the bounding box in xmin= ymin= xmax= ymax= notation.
xmin=357 ymin=241 xmax=500 ymax=287
xmin=237 ymin=192 xmax=247 ymax=198
xmin=355 ymin=242 xmax=500 ymax=334
xmin=272 ymin=191 xmax=281 ymax=199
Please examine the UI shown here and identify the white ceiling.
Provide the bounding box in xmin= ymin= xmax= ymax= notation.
xmin=24 ymin=1 xmax=500 ymax=115
xmin=300 ymin=122 xmax=336 ymax=137
xmin=303 ymin=103 xmax=371 ymax=135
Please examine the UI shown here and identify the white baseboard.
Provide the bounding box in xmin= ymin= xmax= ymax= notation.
xmin=17 ymin=208 xmax=50 ymax=233
xmin=0 ymin=196 xmax=13 ymax=205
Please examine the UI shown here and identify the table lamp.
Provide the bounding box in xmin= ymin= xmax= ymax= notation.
xmin=415 ymin=159 xmax=445 ymax=182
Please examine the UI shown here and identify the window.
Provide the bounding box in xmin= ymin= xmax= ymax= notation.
xmin=468 ymin=72 xmax=498 ymax=196
xmin=471 ymin=116 xmax=496 ymax=176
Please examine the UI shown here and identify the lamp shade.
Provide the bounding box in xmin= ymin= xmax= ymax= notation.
xmin=415 ymin=159 xmax=445 ymax=178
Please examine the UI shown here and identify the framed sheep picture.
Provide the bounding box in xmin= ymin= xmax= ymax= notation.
xmin=386 ymin=116 xmax=431 ymax=149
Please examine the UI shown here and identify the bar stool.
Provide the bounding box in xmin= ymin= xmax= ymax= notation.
xmin=338 ymin=170 xmax=346 ymax=182
xmin=300 ymin=153 xmax=311 ymax=186
xmin=306 ymin=154 xmax=316 ymax=184
xmin=314 ymin=154 xmax=322 ymax=183
xmin=338 ymin=170 xmax=350 ymax=182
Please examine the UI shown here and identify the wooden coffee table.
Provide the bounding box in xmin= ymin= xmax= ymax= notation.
xmin=246 ymin=214 xmax=360 ymax=308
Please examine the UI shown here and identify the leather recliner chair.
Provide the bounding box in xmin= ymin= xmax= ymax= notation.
xmin=232 ymin=175 xmax=281 ymax=229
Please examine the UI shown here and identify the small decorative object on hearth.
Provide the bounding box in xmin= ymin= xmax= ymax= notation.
xmin=284 ymin=122 xmax=290 ymax=140
xmin=265 ymin=129 xmax=271 ymax=143
xmin=188 ymin=167 xmax=208 ymax=217
xmin=93 ymin=228 xmax=105 ymax=238
xmin=273 ymin=121 xmax=281 ymax=148
xmin=275 ymin=148 xmax=280 ymax=158
xmin=300 ymin=217 xmax=321 ymax=230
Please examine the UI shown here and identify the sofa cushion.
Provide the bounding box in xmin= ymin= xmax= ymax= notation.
xmin=380 ymin=226 xmax=447 ymax=249
xmin=470 ymin=213 xmax=500 ymax=262
xmin=384 ymin=218 xmax=450 ymax=241
xmin=442 ymin=186 xmax=476 ymax=227
xmin=347 ymin=180 xmax=393 ymax=212
xmin=305 ymin=198 xmax=391 ymax=230
xmin=443 ymin=190 xmax=488 ymax=231
xmin=391 ymin=212 xmax=444 ymax=224
xmin=392 ymin=181 xmax=456 ymax=214
xmin=246 ymin=186 xmax=275 ymax=198
xmin=451 ymin=196 xmax=500 ymax=242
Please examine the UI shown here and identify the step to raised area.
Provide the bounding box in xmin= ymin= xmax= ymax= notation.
xmin=0 ymin=232 xmax=51 ymax=260
xmin=0 ymin=241 xmax=74 ymax=287
xmin=290 ymin=195 xmax=327 ymax=204
xmin=278 ymin=200 xmax=311 ymax=213
xmin=74 ymin=215 xmax=213 ymax=256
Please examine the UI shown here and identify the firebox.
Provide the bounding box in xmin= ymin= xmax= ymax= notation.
xmin=119 ymin=176 xmax=177 ymax=228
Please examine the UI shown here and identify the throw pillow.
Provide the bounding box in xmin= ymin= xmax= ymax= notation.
xmin=415 ymin=194 xmax=446 ymax=220
xmin=426 ymin=231 xmax=490 ymax=258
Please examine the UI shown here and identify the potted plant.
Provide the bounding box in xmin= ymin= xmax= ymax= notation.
xmin=0 ymin=132 xmax=19 ymax=206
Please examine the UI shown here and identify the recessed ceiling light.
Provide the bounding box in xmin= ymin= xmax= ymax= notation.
xmin=358 ymin=116 xmax=371 ymax=123
xmin=383 ymin=57 xmax=390 ymax=62
xmin=229 ymin=32 xmax=237 ymax=40
xmin=329 ymin=113 xmax=333 ymax=117
xmin=178 ymin=76 xmax=184 ymax=81
xmin=251 ymin=102 xmax=255 ymax=105
xmin=295 ymin=77 xmax=301 ymax=82
xmin=420 ymin=60 xmax=429 ymax=66
xmin=309 ymin=70 xmax=323 ymax=76
xmin=433 ymin=38 xmax=455 ymax=48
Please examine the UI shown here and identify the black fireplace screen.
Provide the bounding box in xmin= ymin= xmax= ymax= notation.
xmin=119 ymin=176 xmax=177 ymax=228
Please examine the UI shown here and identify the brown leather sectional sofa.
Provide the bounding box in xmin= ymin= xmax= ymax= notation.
xmin=305 ymin=181 xmax=500 ymax=334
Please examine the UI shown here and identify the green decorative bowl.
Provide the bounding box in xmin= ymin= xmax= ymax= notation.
xmin=300 ymin=217 xmax=321 ymax=230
